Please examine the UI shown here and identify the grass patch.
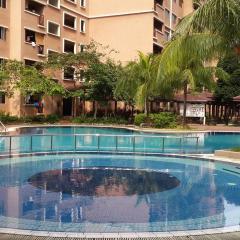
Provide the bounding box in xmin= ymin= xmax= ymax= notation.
xmin=231 ymin=147 xmax=240 ymax=152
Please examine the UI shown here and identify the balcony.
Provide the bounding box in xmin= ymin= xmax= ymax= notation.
xmin=25 ymin=0 xmax=45 ymax=27
xmin=154 ymin=1 xmax=164 ymax=20
xmin=25 ymin=29 xmax=45 ymax=57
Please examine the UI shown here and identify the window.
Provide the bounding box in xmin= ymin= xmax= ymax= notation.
xmin=165 ymin=9 xmax=170 ymax=20
xmin=25 ymin=94 xmax=41 ymax=105
xmin=0 ymin=92 xmax=5 ymax=104
xmin=25 ymin=0 xmax=44 ymax=15
xmin=63 ymin=67 xmax=75 ymax=80
xmin=63 ymin=39 xmax=76 ymax=53
xmin=80 ymin=0 xmax=86 ymax=8
xmin=25 ymin=59 xmax=37 ymax=66
xmin=172 ymin=14 xmax=177 ymax=25
xmin=80 ymin=19 xmax=86 ymax=33
xmin=48 ymin=21 xmax=60 ymax=36
xmin=0 ymin=27 xmax=6 ymax=40
xmin=25 ymin=29 xmax=36 ymax=43
xmin=63 ymin=12 xmax=76 ymax=29
xmin=0 ymin=0 xmax=6 ymax=8
xmin=48 ymin=0 xmax=60 ymax=8
xmin=79 ymin=44 xmax=85 ymax=52
xmin=66 ymin=0 xmax=76 ymax=4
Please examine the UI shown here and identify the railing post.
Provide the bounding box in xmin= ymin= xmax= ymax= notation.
xmin=74 ymin=135 xmax=77 ymax=151
xmin=9 ymin=136 xmax=12 ymax=153
xmin=180 ymin=138 xmax=182 ymax=152
xmin=30 ymin=135 xmax=33 ymax=152
xmin=97 ymin=135 xmax=100 ymax=151
xmin=196 ymin=137 xmax=199 ymax=152
xmin=132 ymin=136 xmax=135 ymax=152
xmin=50 ymin=135 xmax=53 ymax=151
xmin=162 ymin=138 xmax=165 ymax=152
xmin=115 ymin=136 xmax=118 ymax=152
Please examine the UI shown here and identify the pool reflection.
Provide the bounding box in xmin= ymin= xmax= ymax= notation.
xmin=0 ymin=155 xmax=239 ymax=231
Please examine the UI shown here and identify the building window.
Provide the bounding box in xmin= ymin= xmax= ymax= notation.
xmin=48 ymin=0 xmax=60 ymax=8
xmin=80 ymin=0 xmax=86 ymax=8
xmin=165 ymin=9 xmax=170 ymax=20
xmin=25 ymin=59 xmax=37 ymax=66
xmin=66 ymin=0 xmax=77 ymax=4
xmin=25 ymin=0 xmax=44 ymax=15
xmin=0 ymin=0 xmax=6 ymax=8
xmin=63 ymin=67 xmax=75 ymax=80
xmin=63 ymin=12 xmax=77 ymax=30
xmin=0 ymin=27 xmax=6 ymax=40
xmin=48 ymin=21 xmax=60 ymax=36
xmin=25 ymin=29 xmax=36 ymax=43
xmin=25 ymin=94 xmax=41 ymax=105
xmin=63 ymin=39 xmax=76 ymax=53
xmin=0 ymin=92 xmax=5 ymax=104
xmin=172 ymin=14 xmax=177 ymax=25
xmin=80 ymin=19 xmax=86 ymax=33
xmin=79 ymin=44 xmax=85 ymax=52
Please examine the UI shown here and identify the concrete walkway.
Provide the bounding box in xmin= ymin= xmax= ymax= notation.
xmin=0 ymin=232 xmax=240 ymax=240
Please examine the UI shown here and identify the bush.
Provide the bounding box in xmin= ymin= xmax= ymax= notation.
xmin=0 ymin=112 xmax=19 ymax=123
xmin=72 ymin=116 xmax=128 ymax=125
xmin=45 ymin=114 xmax=60 ymax=123
xmin=150 ymin=113 xmax=177 ymax=128
xmin=134 ymin=113 xmax=148 ymax=126
xmin=134 ymin=112 xmax=177 ymax=128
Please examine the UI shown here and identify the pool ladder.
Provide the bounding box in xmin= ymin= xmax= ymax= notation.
xmin=0 ymin=121 xmax=7 ymax=134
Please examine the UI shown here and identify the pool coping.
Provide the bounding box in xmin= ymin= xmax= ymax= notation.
xmin=1 ymin=125 xmax=240 ymax=238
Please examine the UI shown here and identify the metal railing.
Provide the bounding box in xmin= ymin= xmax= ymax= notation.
xmin=0 ymin=134 xmax=200 ymax=155
xmin=0 ymin=121 xmax=7 ymax=133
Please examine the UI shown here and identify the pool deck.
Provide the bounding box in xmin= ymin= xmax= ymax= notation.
xmin=5 ymin=122 xmax=240 ymax=135
xmin=1 ymin=231 xmax=240 ymax=240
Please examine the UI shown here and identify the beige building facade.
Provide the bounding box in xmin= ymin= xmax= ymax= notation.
xmin=0 ymin=0 xmax=193 ymax=117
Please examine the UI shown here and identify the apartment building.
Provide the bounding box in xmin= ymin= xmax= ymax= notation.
xmin=0 ymin=0 xmax=193 ymax=117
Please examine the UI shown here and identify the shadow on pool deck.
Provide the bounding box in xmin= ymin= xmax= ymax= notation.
xmin=1 ymin=232 xmax=240 ymax=240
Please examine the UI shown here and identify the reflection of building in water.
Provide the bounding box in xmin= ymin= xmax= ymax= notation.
xmin=0 ymin=157 xmax=230 ymax=230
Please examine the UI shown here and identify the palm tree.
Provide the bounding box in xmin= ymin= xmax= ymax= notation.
xmin=157 ymin=36 xmax=228 ymax=126
xmin=175 ymin=0 xmax=240 ymax=51
xmin=115 ymin=52 xmax=158 ymax=115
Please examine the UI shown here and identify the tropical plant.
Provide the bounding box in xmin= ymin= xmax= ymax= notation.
xmin=175 ymin=0 xmax=240 ymax=52
xmin=115 ymin=52 xmax=159 ymax=115
xmin=0 ymin=60 xmax=65 ymax=97
xmin=156 ymin=36 xmax=228 ymax=126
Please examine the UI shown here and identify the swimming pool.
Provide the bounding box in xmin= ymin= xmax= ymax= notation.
xmin=0 ymin=153 xmax=240 ymax=233
xmin=1 ymin=126 xmax=240 ymax=154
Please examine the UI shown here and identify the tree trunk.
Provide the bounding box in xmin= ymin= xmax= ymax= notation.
xmin=182 ymin=82 xmax=188 ymax=127
xmin=93 ymin=101 xmax=98 ymax=119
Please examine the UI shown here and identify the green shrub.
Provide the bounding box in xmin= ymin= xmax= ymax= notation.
xmin=72 ymin=116 xmax=128 ymax=125
xmin=150 ymin=113 xmax=177 ymax=128
xmin=0 ymin=112 xmax=19 ymax=123
xmin=134 ymin=113 xmax=148 ymax=126
xmin=134 ymin=112 xmax=177 ymax=128
xmin=45 ymin=114 xmax=60 ymax=123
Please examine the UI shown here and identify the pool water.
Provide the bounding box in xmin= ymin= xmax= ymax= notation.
xmin=2 ymin=127 xmax=240 ymax=154
xmin=0 ymin=154 xmax=240 ymax=232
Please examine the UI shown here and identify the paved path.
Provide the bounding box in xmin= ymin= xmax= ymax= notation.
xmin=0 ymin=232 xmax=240 ymax=240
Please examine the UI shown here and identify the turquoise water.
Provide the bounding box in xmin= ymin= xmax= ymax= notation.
xmin=1 ymin=127 xmax=240 ymax=154
xmin=0 ymin=154 xmax=240 ymax=232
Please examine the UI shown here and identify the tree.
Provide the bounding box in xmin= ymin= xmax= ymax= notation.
xmin=115 ymin=52 xmax=158 ymax=115
xmin=46 ymin=42 xmax=123 ymax=118
xmin=156 ymin=36 xmax=228 ymax=126
xmin=84 ymin=59 xmax=123 ymax=118
xmin=215 ymin=54 xmax=240 ymax=102
xmin=0 ymin=60 xmax=65 ymax=98
xmin=175 ymin=0 xmax=240 ymax=54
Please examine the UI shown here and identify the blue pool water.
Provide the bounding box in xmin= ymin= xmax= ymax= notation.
xmin=1 ymin=127 xmax=240 ymax=154
xmin=0 ymin=154 xmax=240 ymax=232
